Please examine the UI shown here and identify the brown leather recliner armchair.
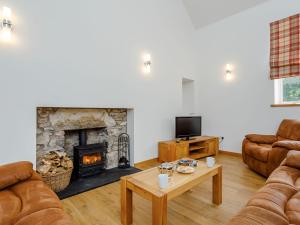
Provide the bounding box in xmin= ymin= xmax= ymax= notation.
xmin=0 ymin=161 xmax=74 ymax=225
xmin=243 ymin=119 xmax=300 ymax=177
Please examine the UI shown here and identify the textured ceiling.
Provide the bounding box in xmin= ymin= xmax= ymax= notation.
xmin=182 ymin=0 xmax=270 ymax=29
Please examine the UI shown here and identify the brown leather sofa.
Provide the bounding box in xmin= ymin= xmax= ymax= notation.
xmin=243 ymin=119 xmax=300 ymax=177
xmin=228 ymin=150 xmax=300 ymax=225
xmin=0 ymin=161 xmax=74 ymax=225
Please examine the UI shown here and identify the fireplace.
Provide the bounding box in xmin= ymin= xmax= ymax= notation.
xmin=73 ymin=129 xmax=107 ymax=178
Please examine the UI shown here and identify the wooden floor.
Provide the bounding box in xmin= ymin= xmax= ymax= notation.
xmin=62 ymin=154 xmax=266 ymax=225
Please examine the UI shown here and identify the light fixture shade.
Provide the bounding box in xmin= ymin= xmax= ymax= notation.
xmin=143 ymin=53 xmax=151 ymax=74
xmin=1 ymin=26 xmax=12 ymax=42
xmin=225 ymin=64 xmax=233 ymax=80
xmin=1 ymin=6 xmax=13 ymax=42
xmin=144 ymin=54 xmax=151 ymax=62
xmin=3 ymin=7 xmax=12 ymax=20
xmin=144 ymin=64 xmax=151 ymax=73
xmin=226 ymin=64 xmax=232 ymax=71
xmin=225 ymin=73 xmax=233 ymax=80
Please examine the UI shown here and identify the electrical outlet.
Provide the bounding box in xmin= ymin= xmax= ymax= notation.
xmin=219 ymin=136 xmax=224 ymax=143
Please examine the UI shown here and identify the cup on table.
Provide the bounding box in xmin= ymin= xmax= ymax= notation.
xmin=158 ymin=174 xmax=169 ymax=189
xmin=206 ymin=157 xmax=215 ymax=168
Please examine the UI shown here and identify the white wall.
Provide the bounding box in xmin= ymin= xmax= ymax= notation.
xmin=3 ymin=0 xmax=299 ymax=163
xmin=0 ymin=0 xmax=197 ymax=165
xmin=194 ymin=0 xmax=300 ymax=153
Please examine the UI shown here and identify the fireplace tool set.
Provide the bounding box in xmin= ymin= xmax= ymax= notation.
xmin=118 ymin=133 xmax=131 ymax=169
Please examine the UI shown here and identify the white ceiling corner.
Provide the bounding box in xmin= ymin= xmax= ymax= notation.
xmin=182 ymin=0 xmax=270 ymax=29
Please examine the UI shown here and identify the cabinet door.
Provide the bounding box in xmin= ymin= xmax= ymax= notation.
xmin=207 ymin=139 xmax=218 ymax=155
xmin=176 ymin=143 xmax=189 ymax=159
xmin=159 ymin=142 xmax=176 ymax=162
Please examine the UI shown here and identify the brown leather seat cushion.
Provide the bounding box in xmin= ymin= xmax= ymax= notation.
xmin=244 ymin=142 xmax=272 ymax=162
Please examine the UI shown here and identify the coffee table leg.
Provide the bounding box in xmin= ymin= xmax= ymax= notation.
xmin=152 ymin=195 xmax=167 ymax=225
xmin=121 ymin=178 xmax=133 ymax=225
xmin=212 ymin=166 xmax=222 ymax=205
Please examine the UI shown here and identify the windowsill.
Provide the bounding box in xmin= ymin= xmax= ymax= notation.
xmin=271 ymin=103 xmax=300 ymax=107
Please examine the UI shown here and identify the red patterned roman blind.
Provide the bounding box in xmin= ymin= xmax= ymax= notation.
xmin=270 ymin=14 xmax=300 ymax=80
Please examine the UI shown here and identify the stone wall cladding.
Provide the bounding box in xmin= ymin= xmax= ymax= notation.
xmin=37 ymin=108 xmax=127 ymax=169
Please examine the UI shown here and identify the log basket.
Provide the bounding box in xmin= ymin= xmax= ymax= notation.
xmin=41 ymin=167 xmax=73 ymax=192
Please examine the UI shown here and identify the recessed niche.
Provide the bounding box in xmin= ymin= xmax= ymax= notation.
xmin=182 ymin=78 xmax=195 ymax=115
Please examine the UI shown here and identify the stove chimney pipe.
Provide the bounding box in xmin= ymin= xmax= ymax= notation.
xmin=79 ymin=129 xmax=87 ymax=146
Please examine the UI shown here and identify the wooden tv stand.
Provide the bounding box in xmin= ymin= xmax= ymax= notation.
xmin=158 ymin=136 xmax=219 ymax=162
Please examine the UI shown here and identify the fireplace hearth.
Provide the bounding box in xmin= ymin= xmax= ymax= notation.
xmin=73 ymin=129 xmax=107 ymax=178
xmin=56 ymin=127 xmax=140 ymax=199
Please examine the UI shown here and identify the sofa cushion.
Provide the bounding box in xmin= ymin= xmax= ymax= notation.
xmin=14 ymin=208 xmax=73 ymax=225
xmin=247 ymin=183 xmax=296 ymax=219
xmin=267 ymin=166 xmax=300 ymax=189
xmin=285 ymin=150 xmax=300 ymax=170
xmin=277 ymin=119 xmax=300 ymax=141
xmin=286 ymin=191 xmax=300 ymax=225
xmin=11 ymin=180 xmax=62 ymax=222
xmin=0 ymin=190 xmax=21 ymax=225
xmin=228 ymin=206 xmax=289 ymax=225
xmin=0 ymin=162 xmax=33 ymax=190
xmin=273 ymin=141 xmax=300 ymax=151
xmin=245 ymin=134 xmax=278 ymax=144
xmin=244 ymin=142 xmax=272 ymax=162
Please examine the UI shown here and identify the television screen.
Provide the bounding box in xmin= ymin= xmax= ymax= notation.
xmin=176 ymin=116 xmax=202 ymax=139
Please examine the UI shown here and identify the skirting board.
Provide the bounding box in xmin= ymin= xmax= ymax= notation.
xmin=135 ymin=150 xmax=241 ymax=167
xmin=134 ymin=158 xmax=158 ymax=167
xmin=219 ymin=150 xmax=242 ymax=157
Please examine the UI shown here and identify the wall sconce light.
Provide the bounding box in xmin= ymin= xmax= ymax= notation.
xmin=1 ymin=6 xmax=13 ymax=42
xmin=143 ymin=54 xmax=151 ymax=74
xmin=225 ymin=64 xmax=233 ymax=80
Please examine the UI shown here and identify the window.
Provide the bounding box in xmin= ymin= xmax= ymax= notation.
xmin=274 ymin=77 xmax=300 ymax=104
xmin=270 ymin=14 xmax=300 ymax=106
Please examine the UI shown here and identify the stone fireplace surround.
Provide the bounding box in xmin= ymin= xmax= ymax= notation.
xmin=36 ymin=107 xmax=128 ymax=171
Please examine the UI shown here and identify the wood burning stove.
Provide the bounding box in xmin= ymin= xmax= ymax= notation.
xmin=73 ymin=129 xmax=107 ymax=178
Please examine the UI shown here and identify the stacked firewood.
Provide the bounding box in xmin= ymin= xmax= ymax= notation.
xmin=38 ymin=151 xmax=73 ymax=176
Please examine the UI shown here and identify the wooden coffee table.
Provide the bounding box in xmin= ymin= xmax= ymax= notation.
xmin=120 ymin=161 xmax=222 ymax=225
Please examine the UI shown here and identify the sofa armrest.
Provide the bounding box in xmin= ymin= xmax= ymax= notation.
xmin=272 ymin=140 xmax=300 ymax=150
xmin=0 ymin=161 xmax=34 ymax=190
xmin=245 ymin=134 xmax=277 ymax=144
xmin=29 ymin=171 xmax=43 ymax=181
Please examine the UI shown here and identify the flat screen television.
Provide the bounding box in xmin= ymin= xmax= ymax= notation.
xmin=176 ymin=116 xmax=202 ymax=140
